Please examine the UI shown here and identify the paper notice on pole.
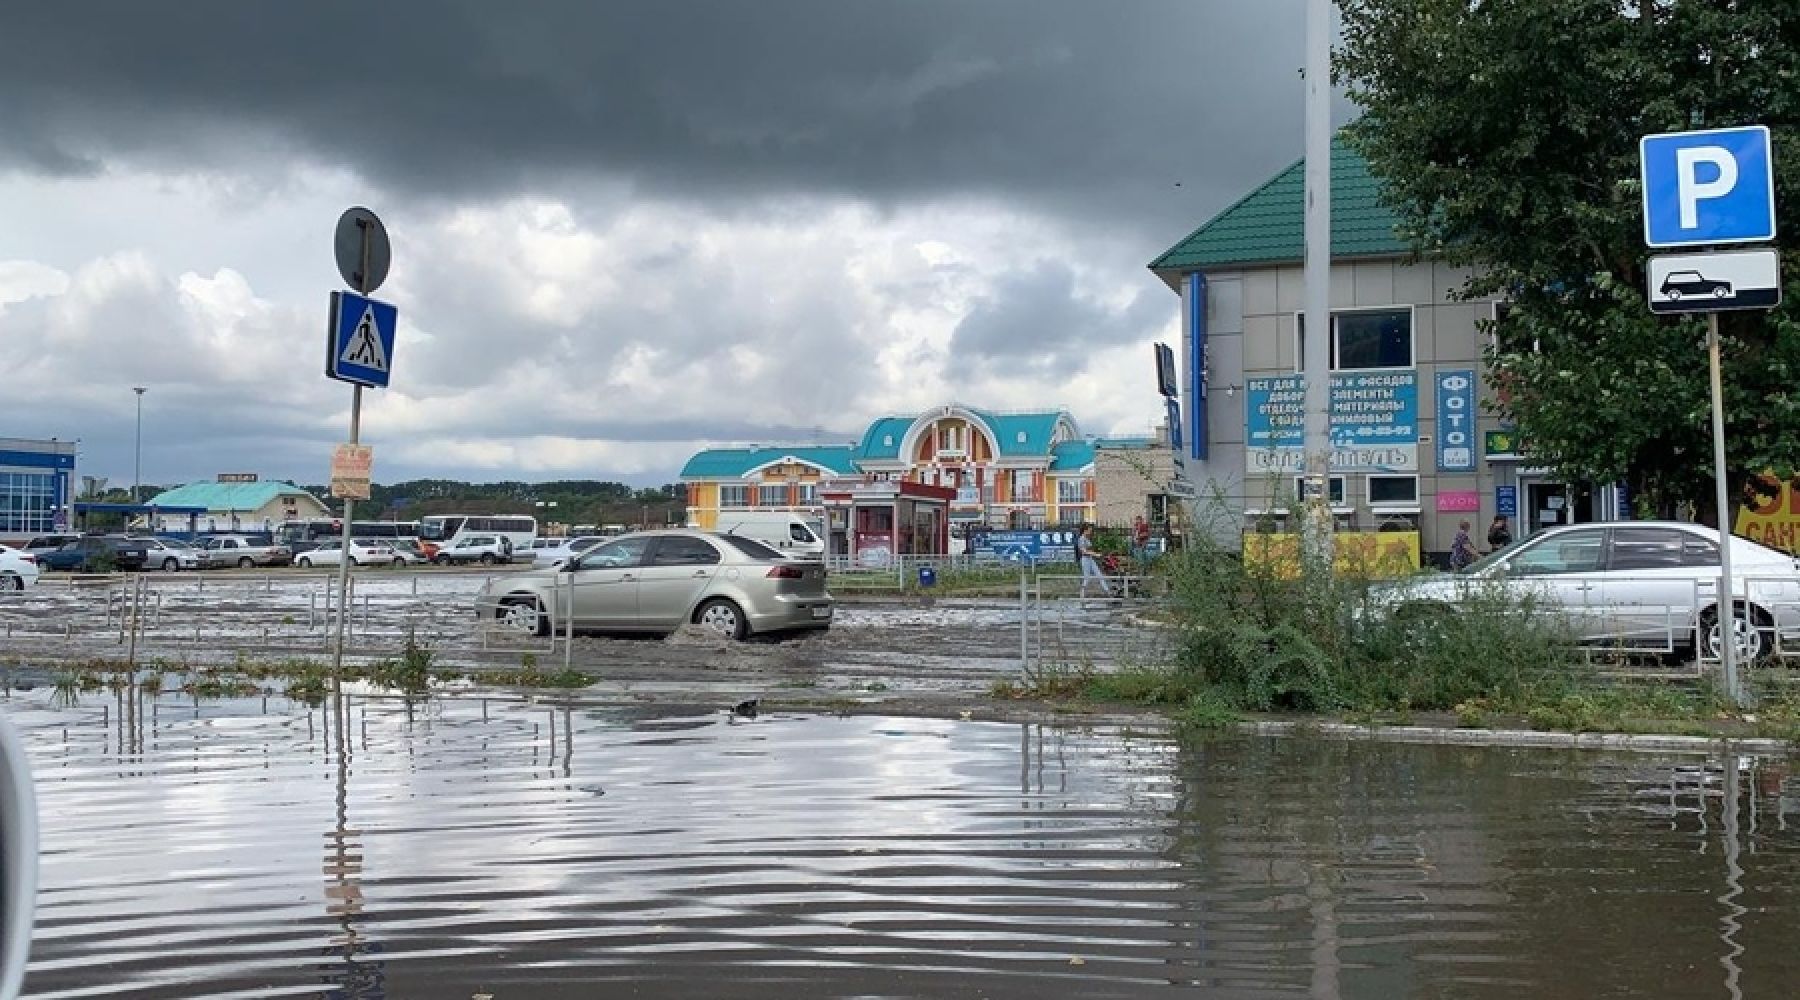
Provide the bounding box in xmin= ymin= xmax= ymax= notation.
xmin=330 ymin=443 xmax=373 ymax=500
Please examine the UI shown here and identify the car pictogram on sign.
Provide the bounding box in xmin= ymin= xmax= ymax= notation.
xmin=1659 ymin=270 xmax=1732 ymax=301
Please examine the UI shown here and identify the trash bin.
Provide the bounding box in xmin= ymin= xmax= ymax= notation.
xmin=917 ymin=565 xmax=937 ymax=588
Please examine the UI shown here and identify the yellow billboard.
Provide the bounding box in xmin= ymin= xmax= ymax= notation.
xmin=1736 ymin=472 xmax=1800 ymax=555
xmin=1242 ymin=531 xmax=1422 ymax=580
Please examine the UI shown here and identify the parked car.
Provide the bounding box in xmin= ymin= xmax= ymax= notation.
xmin=19 ymin=535 xmax=78 ymax=560
xmin=476 ymin=529 xmax=834 ymax=640
xmin=532 ymin=535 xmax=603 ymax=568
xmin=713 ymin=512 xmax=826 ymax=559
xmin=432 ymin=535 xmax=513 ymax=565
xmin=0 ymin=546 xmax=40 ymax=591
xmin=197 ymin=535 xmax=293 ymax=569
xmin=35 ymin=535 xmax=151 ymax=573
xmin=139 ymin=537 xmax=202 ymax=572
xmin=390 ymin=539 xmax=430 ymax=565
xmin=1371 ymin=521 xmax=1800 ymax=663
xmin=295 ymin=539 xmax=401 ymax=568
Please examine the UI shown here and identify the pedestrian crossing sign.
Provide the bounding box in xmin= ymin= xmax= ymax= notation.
xmin=326 ymin=290 xmax=399 ymax=388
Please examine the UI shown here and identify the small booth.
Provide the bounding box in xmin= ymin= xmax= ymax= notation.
xmin=820 ymin=479 xmax=955 ymax=567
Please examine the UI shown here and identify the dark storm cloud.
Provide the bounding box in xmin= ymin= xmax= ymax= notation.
xmin=0 ymin=1 xmax=1311 ymax=238
xmin=948 ymin=260 xmax=1166 ymax=368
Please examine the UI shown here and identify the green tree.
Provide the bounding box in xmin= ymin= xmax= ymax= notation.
xmin=1336 ymin=0 xmax=1800 ymax=521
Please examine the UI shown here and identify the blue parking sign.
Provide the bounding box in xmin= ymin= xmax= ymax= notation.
xmin=1641 ymin=125 xmax=1776 ymax=248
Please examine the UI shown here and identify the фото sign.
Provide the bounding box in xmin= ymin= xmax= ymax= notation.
xmin=1434 ymin=369 xmax=1477 ymax=472
xmin=1246 ymin=371 xmax=1419 ymax=473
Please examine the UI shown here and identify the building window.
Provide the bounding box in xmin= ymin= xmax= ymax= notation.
xmin=758 ymin=485 xmax=787 ymax=507
xmin=718 ymin=485 xmax=749 ymax=507
xmin=1368 ymin=475 xmax=1419 ymax=507
xmin=1056 ymin=479 xmax=1086 ymax=504
xmin=1297 ymin=307 xmax=1415 ymax=371
xmin=1011 ymin=474 xmax=1036 ymax=502
xmin=937 ymin=424 xmax=965 ymax=455
xmin=1057 ymin=507 xmax=1085 ymax=526
xmin=1291 ymin=475 xmax=1347 ymax=507
xmin=798 ymin=483 xmax=817 ymax=504
xmin=0 ymin=470 xmax=57 ymax=535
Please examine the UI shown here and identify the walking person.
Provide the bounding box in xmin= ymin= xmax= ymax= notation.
xmin=1486 ymin=514 xmax=1512 ymax=553
xmin=1077 ymin=524 xmax=1112 ymax=598
xmin=1449 ymin=519 xmax=1478 ymax=571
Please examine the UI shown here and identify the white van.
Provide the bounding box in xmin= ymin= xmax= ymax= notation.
xmin=715 ymin=512 xmax=825 ymax=559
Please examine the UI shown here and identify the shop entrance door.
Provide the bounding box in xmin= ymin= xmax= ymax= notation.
xmin=1527 ymin=482 xmax=1570 ymax=535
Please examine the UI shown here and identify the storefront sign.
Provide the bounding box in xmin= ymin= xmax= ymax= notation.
xmin=1436 ymin=490 xmax=1480 ymax=512
xmin=216 ymin=473 xmax=259 ymax=483
xmin=1245 ymin=371 xmax=1419 ymax=473
xmin=1736 ymin=472 xmax=1800 ymax=555
xmin=1434 ymin=370 xmax=1477 ymax=471
xmin=1484 ymin=429 xmax=1523 ymax=459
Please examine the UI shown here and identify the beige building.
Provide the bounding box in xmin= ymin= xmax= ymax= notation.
xmin=144 ymin=478 xmax=330 ymax=534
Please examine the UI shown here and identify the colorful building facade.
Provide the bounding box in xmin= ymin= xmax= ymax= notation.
xmin=681 ymin=404 xmax=1136 ymax=533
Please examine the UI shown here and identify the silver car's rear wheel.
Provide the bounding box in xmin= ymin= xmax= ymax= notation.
xmin=695 ymin=598 xmax=747 ymax=640
xmin=1702 ymin=605 xmax=1772 ymax=666
xmin=498 ymin=596 xmax=549 ymax=637
xmin=2 ymin=574 xmax=21 ymax=591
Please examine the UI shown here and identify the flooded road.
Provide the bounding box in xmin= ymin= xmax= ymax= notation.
xmin=6 ymin=689 xmax=1800 ymax=999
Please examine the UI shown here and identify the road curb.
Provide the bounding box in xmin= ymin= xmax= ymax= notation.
xmin=1241 ymin=719 xmax=1793 ymax=755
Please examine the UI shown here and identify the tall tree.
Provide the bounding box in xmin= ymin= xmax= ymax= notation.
xmin=1336 ymin=0 xmax=1800 ymax=520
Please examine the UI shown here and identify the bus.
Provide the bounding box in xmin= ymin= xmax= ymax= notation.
xmin=416 ymin=514 xmax=537 ymax=556
xmin=276 ymin=519 xmax=419 ymax=552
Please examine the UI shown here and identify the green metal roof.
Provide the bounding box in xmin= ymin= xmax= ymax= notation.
xmin=854 ymin=417 xmax=916 ymax=462
xmin=147 ymin=480 xmax=319 ymax=511
xmin=1047 ymin=440 xmax=1095 ymax=474
xmin=978 ymin=410 xmax=1069 ymax=457
xmin=1150 ymin=138 xmax=1409 ymax=273
xmin=679 ymin=446 xmax=858 ymax=479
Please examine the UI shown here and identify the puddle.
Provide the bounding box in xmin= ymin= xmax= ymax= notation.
xmin=6 ymin=691 xmax=1800 ymax=998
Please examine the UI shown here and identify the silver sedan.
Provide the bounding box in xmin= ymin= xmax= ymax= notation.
xmin=476 ymin=529 xmax=833 ymax=640
xmin=1376 ymin=521 xmax=1800 ymax=662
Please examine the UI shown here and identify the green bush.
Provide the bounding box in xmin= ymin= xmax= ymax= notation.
xmin=1160 ymin=519 xmax=1580 ymax=716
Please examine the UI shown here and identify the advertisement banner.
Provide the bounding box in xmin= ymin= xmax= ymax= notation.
xmin=1245 ymin=371 xmax=1419 ymax=473
xmin=1242 ymin=530 xmax=1421 ymax=580
xmin=1436 ymin=490 xmax=1480 ymax=512
xmin=1434 ymin=369 xmax=1477 ymax=471
xmin=1496 ymin=485 xmax=1519 ymax=517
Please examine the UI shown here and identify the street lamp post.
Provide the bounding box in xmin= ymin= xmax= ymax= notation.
xmin=132 ymin=387 xmax=147 ymax=506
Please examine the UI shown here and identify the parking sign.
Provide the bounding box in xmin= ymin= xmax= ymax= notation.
xmin=1641 ymin=125 xmax=1776 ymax=248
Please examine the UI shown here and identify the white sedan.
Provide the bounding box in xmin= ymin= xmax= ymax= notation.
xmin=295 ymin=539 xmax=401 ymax=568
xmin=0 ymin=546 xmax=41 ymax=591
xmin=532 ymin=535 xmax=604 ymax=568
xmin=1374 ymin=521 xmax=1800 ymax=662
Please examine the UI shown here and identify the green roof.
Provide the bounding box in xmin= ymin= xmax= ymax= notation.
xmin=854 ymin=417 xmax=916 ymax=462
xmin=1150 ymin=138 xmax=1409 ymax=273
xmin=147 ymin=480 xmax=319 ymax=511
xmin=981 ymin=410 xmax=1069 ymax=457
xmin=1048 ymin=440 xmax=1095 ymax=473
xmin=679 ymin=446 xmax=858 ymax=479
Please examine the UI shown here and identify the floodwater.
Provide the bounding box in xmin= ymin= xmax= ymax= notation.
xmin=6 ymin=690 xmax=1800 ymax=999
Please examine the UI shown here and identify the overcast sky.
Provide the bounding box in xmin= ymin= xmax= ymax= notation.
xmin=0 ymin=1 xmax=1327 ymax=489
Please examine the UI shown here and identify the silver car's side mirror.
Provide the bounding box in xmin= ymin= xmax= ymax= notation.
xmin=0 ymin=716 xmax=36 ymax=1000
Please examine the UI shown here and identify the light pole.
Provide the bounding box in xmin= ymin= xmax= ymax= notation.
xmin=132 ymin=387 xmax=147 ymax=506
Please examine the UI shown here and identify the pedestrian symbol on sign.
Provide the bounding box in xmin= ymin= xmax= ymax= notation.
xmin=341 ymin=303 xmax=389 ymax=372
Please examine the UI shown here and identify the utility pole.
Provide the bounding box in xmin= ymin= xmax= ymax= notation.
xmin=1301 ymin=0 xmax=1335 ymax=573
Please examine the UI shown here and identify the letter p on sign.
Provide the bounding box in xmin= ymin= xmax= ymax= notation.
xmin=1642 ymin=125 xmax=1776 ymax=248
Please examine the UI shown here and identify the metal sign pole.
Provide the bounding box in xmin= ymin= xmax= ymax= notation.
xmin=330 ymin=226 xmax=372 ymax=684
xmin=1707 ymin=312 xmax=1741 ymax=706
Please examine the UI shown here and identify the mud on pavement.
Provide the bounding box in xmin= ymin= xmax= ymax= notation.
xmin=0 ymin=570 xmax=1175 ymax=716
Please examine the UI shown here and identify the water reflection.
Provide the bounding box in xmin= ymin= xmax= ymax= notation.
xmin=3 ymin=686 xmax=1798 ymax=999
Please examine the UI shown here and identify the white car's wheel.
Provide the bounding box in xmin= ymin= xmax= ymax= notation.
xmin=298 ymin=557 xmax=312 ymax=569
xmin=498 ymin=596 xmax=549 ymax=637
xmin=1703 ymin=604 xmax=1772 ymax=666
xmin=1 ymin=574 xmax=21 ymax=592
